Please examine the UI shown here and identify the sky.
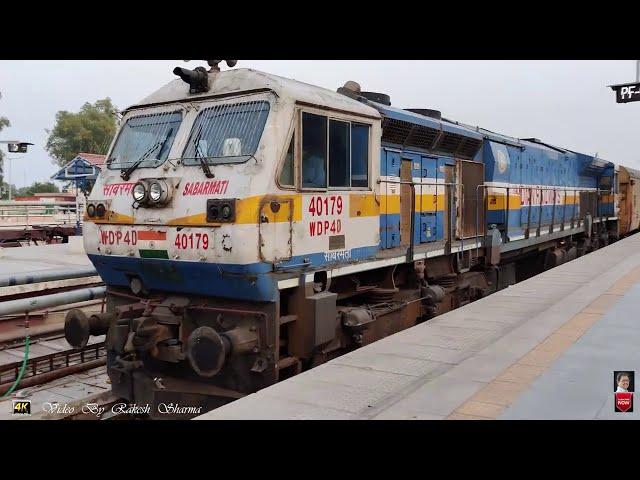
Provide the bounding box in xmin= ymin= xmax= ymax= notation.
xmin=0 ymin=60 xmax=638 ymax=188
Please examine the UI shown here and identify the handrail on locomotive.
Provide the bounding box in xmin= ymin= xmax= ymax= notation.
xmin=474 ymin=184 xmax=614 ymax=257
xmin=377 ymin=178 xmax=468 ymax=264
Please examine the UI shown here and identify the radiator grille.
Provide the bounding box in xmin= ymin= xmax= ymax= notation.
xmin=382 ymin=117 xmax=481 ymax=159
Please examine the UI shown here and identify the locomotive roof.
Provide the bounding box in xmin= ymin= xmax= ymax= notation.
xmin=621 ymin=164 xmax=640 ymax=178
xmin=457 ymin=121 xmax=613 ymax=162
xmin=128 ymin=67 xmax=381 ymax=119
xmin=364 ymin=101 xmax=484 ymax=141
xmin=460 ymin=124 xmax=562 ymax=153
xmin=127 ymin=66 xmax=617 ymax=170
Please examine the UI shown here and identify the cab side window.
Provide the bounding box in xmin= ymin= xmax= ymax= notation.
xmin=351 ymin=123 xmax=369 ymax=187
xmin=301 ymin=111 xmax=370 ymax=190
xmin=302 ymin=113 xmax=327 ymax=188
xmin=329 ymin=120 xmax=349 ymax=188
xmin=279 ymin=136 xmax=295 ymax=187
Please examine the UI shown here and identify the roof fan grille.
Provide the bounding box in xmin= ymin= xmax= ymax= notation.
xmin=405 ymin=125 xmax=439 ymax=150
xmin=381 ymin=118 xmax=413 ymax=145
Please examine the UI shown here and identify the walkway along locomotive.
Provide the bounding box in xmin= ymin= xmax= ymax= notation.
xmin=63 ymin=62 xmax=638 ymax=417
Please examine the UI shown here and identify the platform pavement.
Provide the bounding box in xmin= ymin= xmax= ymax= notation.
xmin=499 ymin=282 xmax=640 ymax=420
xmin=0 ymin=241 xmax=92 ymax=275
xmin=196 ymin=233 xmax=640 ymax=420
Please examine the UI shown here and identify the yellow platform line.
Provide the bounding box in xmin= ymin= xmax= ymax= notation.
xmin=447 ymin=265 xmax=640 ymax=420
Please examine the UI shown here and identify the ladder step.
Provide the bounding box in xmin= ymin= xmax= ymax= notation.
xmin=277 ymin=356 xmax=300 ymax=371
xmin=279 ymin=315 xmax=297 ymax=325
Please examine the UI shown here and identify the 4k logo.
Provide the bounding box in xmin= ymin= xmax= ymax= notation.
xmin=12 ymin=400 xmax=31 ymax=415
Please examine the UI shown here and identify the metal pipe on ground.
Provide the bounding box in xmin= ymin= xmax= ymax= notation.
xmin=0 ymin=286 xmax=106 ymax=317
xmin=0 ymin=267 xmax=98 ymax=288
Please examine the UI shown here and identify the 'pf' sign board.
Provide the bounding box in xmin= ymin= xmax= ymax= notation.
xmin=610 ymin=82 xmax=640 ymax=103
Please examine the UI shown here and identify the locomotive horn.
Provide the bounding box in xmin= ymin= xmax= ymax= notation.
xmin=173 ymin=66 xmax=210 ymax=94
xmin=206 ymin=60 xmax=237 ymax=71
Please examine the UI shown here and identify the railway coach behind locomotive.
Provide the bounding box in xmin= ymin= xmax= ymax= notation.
xmin=64 ymin=61 xmax=629 ymax=418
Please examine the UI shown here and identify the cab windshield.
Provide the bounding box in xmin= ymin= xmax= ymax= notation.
xmin=107 ymin=111 xmax=182 ymax=170
xmin=182 ymin=100 xmax=270 ymax=165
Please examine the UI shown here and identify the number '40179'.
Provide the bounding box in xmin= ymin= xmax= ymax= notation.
xmin=308 ymin=196 xmax=343 ymax=216
xmin=174 ymin=233 xmax=209 ymax=250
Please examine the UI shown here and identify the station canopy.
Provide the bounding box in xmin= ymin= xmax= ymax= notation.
xmin=51 ymin=153 xmax=105 ymax=191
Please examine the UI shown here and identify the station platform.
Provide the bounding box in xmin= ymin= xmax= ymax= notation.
xmin=197 ymin=233 xmax=640 ymax=420
xmin=0 ymin=240 xmax=92 ymax=276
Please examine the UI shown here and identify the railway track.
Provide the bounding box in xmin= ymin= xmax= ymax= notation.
xmin=0 ymin=244 xmax=119 ymax=418
xmin=0 ymin=339 xmax=107 ymax=396
xmin=0 ymin=304 xmax=144 ymax=420
xmin=0 ymin=275 xmax=110 ymax=408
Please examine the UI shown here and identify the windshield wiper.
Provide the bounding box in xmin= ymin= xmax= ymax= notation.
xmin=192 ymin=126 xmax=214 ymax=179
xmin=121 ymin=142 xmax=161 ymax=181
xmin=120 ymin=128 xmax=174 ymax=181
xmin=196 ymin=150 xmax=215 ymax=179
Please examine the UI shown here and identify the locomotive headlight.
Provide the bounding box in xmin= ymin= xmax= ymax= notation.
xmin=148 ymin=179 xmax=170 ymax=205
xmin=133 ymin=182 xmax=147 ymax=203
xmin=96 ymin=203 xmax=106 ymax=217
xmin=132 ymin=179 xmax=172 ymax=207
xmin=149 ymin=181 xmax=163 ymax=202
xmin=86 ymin=204 xmax=96 ymax=217
xmin=206 ymin=199 xmax=236 ymax=222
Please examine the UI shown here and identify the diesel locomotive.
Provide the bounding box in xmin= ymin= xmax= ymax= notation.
xmin=64 ymin=61 xmax=639 ymax=418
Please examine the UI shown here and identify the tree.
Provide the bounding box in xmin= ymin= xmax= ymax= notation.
xmin=16 ymin=181 xmax=60 ymax=197
xmin=0 ymin=182 xmax=17 ymax=199
xmin=0 ymin=91 xmax=11 ymax=197
xmin=45 ymin=98 xmax=118 ymax=167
